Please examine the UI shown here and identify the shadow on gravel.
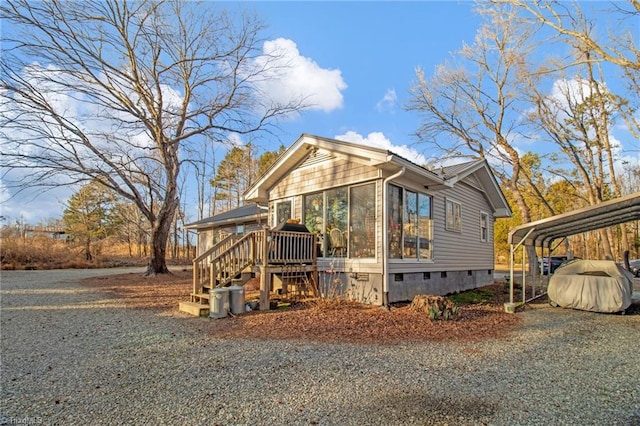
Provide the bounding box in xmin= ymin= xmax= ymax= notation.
xmin=364 ymin=389 xmax=496 ymax=425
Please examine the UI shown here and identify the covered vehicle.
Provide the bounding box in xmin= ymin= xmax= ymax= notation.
xmin=548 ymin=259 xmax=634 ymax=313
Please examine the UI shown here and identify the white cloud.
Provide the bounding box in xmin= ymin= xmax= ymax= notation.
xmin=223 ymin=132 xmax=245 ymax=148
xmin=376 ymin=88 xmax=397 ymax=113
xmin=0 ymin=178 xmax=74 ymax=223
xmin=334 ymin=131 xmax=427 ymax=165
xmin=250 ymin=38 xmax=347 ymax=113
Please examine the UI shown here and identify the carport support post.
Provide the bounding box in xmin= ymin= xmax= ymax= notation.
xmin=509 ymin=244 xmax=515 ymax=304
xmin=522 ymin=245 xmax=526 ymax=305
xmin=509 ymin=228 xmax=535 ymax=306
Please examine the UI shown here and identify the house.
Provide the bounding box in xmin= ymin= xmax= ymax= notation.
xmin=180 ymin=134 xmax=511 ymax=316
xmin=181 ymin=133 xmax=510 ymax=315
xmin=185 ymin=203 xmax=268 ymax=257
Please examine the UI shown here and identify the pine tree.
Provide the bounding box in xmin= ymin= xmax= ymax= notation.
xmin=63 ymin=181 xmax=117 ymax=261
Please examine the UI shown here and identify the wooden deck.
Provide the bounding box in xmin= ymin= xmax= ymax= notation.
xmin=183 ymin=228 xmax=317 ymax=315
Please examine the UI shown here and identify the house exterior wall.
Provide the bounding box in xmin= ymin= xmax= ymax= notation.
xmin=386 ymin=269 xmax=495 ymax=303
xmin=388 ymin=174 xmax=495 ymax=272
xmin=270 ymin=157 xmax=380 ymax=202
xmin=196 ymin=229 xmax=215 ymax=257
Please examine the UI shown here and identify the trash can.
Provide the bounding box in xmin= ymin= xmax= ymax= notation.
xmin=229 ymin=285 xmax=245 ymax=315
xmin=209 ymin=287 xmax=230 ymax=319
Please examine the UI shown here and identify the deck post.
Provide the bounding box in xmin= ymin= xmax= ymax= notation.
xmin=259 ymin=228 xmax=271 ymax=310
xmin=192 ymin=262 xmax=198 ymax=302
xmin=259 ymin=266 xmax=271 ymax=310
xmin=210 ymin=261 xmax=216 ymax=290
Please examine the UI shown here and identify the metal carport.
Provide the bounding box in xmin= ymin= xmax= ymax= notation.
xmin=506 ymin=191 xmax=640 ymax=308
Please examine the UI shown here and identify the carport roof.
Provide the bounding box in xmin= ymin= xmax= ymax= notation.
xmin=508 ymin=192 xmax=640 ymax=247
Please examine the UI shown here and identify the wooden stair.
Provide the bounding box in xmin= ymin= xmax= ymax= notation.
xmin=178 ymin=301 xmax=210 ymax=317
xmin=179 ymin=285 xmax=212 ymax=317
xmin=180 ymin=276 xmax=252 ymax=317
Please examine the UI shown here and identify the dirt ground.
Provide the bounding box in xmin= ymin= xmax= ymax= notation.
xmin=80 ymin=270 xmax=525 ymax=345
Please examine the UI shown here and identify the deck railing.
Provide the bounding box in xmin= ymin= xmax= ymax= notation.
xmin=210 ymin=232 xmax=258 ymax=288
xmin=256 ymin=230 xmax=317 ymax=265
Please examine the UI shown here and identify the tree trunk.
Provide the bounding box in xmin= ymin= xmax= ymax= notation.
xmin=85 ymin=238 xmax=92 ymax=261
xmin=146 ymin=220 xmax=171 ymax=276
xmin=144 ymin=196 xmax=179 ymax=276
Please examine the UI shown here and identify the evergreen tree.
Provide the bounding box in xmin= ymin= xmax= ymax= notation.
xmin=63 ymin=181 xmax=117 ymax=261
xmin=211 ymin=144 xmax=284 ymax=212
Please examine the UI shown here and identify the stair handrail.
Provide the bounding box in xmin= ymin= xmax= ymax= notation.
xmin=192 ymin=234 xmax=239 ymax=297
xmin=210 ymin=232 xmax=257 ymax=288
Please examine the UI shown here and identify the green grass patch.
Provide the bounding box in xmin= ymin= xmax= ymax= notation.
xmin=448 ymin=287 xmax=496 ymax=305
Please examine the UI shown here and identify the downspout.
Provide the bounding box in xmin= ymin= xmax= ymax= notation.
xmin=382 ymin=167 xmax=406 ymax=308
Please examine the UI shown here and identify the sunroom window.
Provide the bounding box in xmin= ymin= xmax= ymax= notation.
xmin=302 ymin=183 xmax=376 ymax=258
xmin=275 ymin=199 xmax=292 ymax=225
xmin=349 ymin=184 xmax=376 ymax=258
xmin=388 ymin=184 xmax=432 ymax=260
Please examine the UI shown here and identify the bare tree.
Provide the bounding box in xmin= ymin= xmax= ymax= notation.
xmin=525 ymin=67 xmax=630 ymax=259
xmin=507 ymin=0 xmax=640 ymax=157
xmin=0 ymin=0 xmax=304 ymax=275
xmin=517 ymin=1 xmax=636 ymax=259
xmin=506 ymin=0 xmax=640 ymax=72
xmin=406 ymin=3 xmax=543 ymax=269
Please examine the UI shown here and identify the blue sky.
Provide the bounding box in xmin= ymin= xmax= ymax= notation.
xmin=1 ymin=1 xmax=637 ymax=224
xmin=239 ymin=1 xmax=482 ymax=149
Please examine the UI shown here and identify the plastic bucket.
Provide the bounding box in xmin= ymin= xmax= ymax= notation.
xmin=209 ymin=288 xmax=230 ymax=319
xmin=229 ymin=285 xmax=245 ymax=314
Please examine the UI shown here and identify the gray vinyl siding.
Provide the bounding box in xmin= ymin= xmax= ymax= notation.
xmin=268 ymin=158 xmax=496 ymax=274
xmin=268 ymin=156 xmax=381 ymax=246
xmin=431 ymin=179 xmax=495 ymax=271
xmin=385 ymin=173 xmax=496 ymax=302
xmin=270 ymin=158 xmax=380 ymax=199
xmin=262 ymin=153 xmax=499 ymax=303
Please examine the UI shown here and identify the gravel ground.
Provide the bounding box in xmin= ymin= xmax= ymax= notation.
xmin=1 ymin=268 xmax=639 ymax=426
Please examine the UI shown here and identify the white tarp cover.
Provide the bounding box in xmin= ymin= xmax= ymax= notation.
xmin=548 ymin=260 xmax=634 ymax=313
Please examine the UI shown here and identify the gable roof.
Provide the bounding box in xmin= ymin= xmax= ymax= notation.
xmin=185 ymin=203 xmax=268 ymax=230
xmin=243 ymin=133 xmax=511 ymax=217
xmin=244 ymin=134 xmax=442 ymax=201
xmin=442 ymin=159 xmax=511 ymax=217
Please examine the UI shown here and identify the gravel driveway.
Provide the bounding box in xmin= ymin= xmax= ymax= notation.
xmin=1 ymin=268 xmax=639 ymax=426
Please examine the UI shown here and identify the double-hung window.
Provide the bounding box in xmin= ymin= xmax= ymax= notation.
xmin=480 ymin=211 xmax=489 ymax=242
xmin=445 ymin=198 xmax=461 ymax=232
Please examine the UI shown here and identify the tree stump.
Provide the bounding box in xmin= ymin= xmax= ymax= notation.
xmin=409 ymin=295 xmax=459 ymax=320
